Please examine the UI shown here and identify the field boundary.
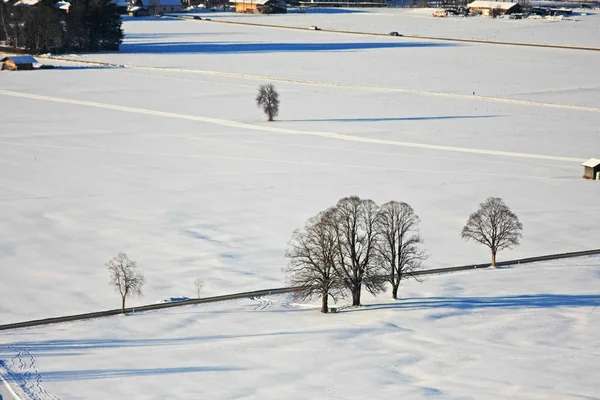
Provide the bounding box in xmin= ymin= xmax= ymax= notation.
xmin=176 ymin=15 xmax=600 ymax=52
xmin=0 ymin=249 xmax=598 ymax=332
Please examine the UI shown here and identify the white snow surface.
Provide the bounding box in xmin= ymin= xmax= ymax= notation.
xmin=1 ymin=11 xmax=600 ymax=398
xmin=1 ymin=258 xmax=599 ymax=400
xmin=179 ymin=7 xmax=600 ymax=47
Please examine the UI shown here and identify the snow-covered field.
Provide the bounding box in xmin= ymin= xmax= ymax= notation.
xmin=1 ymin=258 xmax=599 ymax=400
xmin=180 ymin=7 xmax=600 ymax=47
xmin=1 ymin=9 xmax=600 ymax=398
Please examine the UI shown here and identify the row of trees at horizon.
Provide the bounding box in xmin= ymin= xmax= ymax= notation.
xmin=0 ymin=0 xmax=123 ymax=54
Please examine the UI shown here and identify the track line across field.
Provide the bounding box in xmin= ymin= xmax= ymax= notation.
xmin=0 ymin=249 xmax=598 ymax=332
xmin=0 ymin=89 xmax=586 ymax=163
xmin=30 ymin=55 xmax=600 ymax=114
xmin=130 ymin=64 xmax=600 ymax=113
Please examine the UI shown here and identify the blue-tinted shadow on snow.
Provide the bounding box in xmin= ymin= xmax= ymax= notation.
xmin=3 ymin=328 xmax=374 ymax=354
xmin=119 ymin=41 xmax=455 ymax=54
xmin=349 ymin=294 xmax=600 ymax=314
xmin=284 ymin=115 xmax=499 ymax=123
xmin=6 ymin=366 xmax=242 ymax=383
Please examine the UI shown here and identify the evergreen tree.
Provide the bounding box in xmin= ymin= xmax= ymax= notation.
xmin=23 ymin=0 xmax=64 ymax=54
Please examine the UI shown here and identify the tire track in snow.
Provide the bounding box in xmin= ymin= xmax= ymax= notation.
xmin=0 ymin=347 xmax=58 ymax=400
xmin=0 ymin=89 xmax=585 ymax=163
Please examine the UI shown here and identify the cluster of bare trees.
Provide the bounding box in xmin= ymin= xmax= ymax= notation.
xmin=104 ymin=197 xmax=522 ymax=315
xmin=285 ymin=196 xmax=523 ymax=313
xmin=285 ymin=196 xmax=427 ymax=313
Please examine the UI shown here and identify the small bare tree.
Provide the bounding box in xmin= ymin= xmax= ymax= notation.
xmin=331 ymin=196 xmax=384 ymax=306
xmin=256 ymin=83 xmax=279 ymax=122
xmin=194 ymin=277 xmax=204 ymax=298
xmin=461 ymin=197 xmax=523 ymax=268
xmin=285 ymin=209 xmax=344 ymax=313
xmin=107 ymin=253 xmax=145 ymax=313
xmin=376 ymin=201 xmax=427 ymax=300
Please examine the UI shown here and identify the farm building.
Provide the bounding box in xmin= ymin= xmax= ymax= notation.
xmin=1 ymin=55 xmax=37 ymax=71
xmin=582 ymin=159 xmax=600 ymax=180
xmin=468 ymin=1 xmax=521 ymax=15
xmin=130 ymin=0 xmax=182 ymax=14
xmin=230 ymin=0 xmax=286 ymax=14
xmin=298 ymin=0 xmax=386 ymax=7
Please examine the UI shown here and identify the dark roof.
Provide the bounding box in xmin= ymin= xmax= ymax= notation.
xmin=1 ymin=55 xmax=38 ymax=64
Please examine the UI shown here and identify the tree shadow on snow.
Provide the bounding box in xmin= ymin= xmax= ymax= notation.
xmin=2 ymin=328 xmax=373 ymax=355
xmin=350 ymin=294 xmax=600 ymax=314
xmin=6 ymin=366 xmax=242 ymax=382
xmin=118 ymin=41 xmax=455 ymax=54
xmin=284 ymin=115 xmax=500 ymax=123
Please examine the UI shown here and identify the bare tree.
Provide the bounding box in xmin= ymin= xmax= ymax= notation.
xmin=256 ymin=83 xmax=279 ymax=122
xmin=284 ymin=208 xmax=344 ymax=313
xmin=107 ymin=252 xmax=145 ymax=313
xmin=332 ymin=196 xmax=384 ymax=306
xmin=194 ymin=277 xmax=204 ymax=298
xmin=461 ymin=197 xmax=523 ymax=268
xmin=376 ymin=201 xmax=427 ymax=300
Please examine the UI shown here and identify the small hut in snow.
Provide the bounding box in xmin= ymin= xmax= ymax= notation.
xmin=582 ymin=158 xmax=600 ymax=180
xmin=1 ymin=55 xmax=38 ymax=71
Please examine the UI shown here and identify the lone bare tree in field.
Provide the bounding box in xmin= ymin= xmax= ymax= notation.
xmin=194 ymin=277 xmax=204 ymax=298
xmin=461 ymin=197 xmax=523 ymax=268
xmin=285 ymin=209 xmax=344 ymax=313
xmin=376 ymin=201 xmax=427 ymax=300
xmin=332 ymin=196 xmax=384 ymax=306
xmin=256 ymin=83 xmax=279 ymax=122
xmin=107 ymin=253 xmax=145 ymax=313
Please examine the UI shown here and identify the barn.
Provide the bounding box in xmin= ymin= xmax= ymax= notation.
xmin=468 ymin=1 xmax=521 ymax=16
xmin=582 ymin=158 xmax=600 ymax=180
xmin=130 ymin=0 xmax=183 ymax=15
xmin=1 ymin=55 xmax=38 ymax=71
xmin=230 ymin=0 xmax=286 ymax=14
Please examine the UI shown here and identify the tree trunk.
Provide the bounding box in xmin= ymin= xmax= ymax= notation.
xmin=391 ymin=283 xmax=399 ymax=300
xmin=121 ymin=295 xmax=126 ymax=314
xmin=321 ymin=292 xmax=328 ymax=313
xmin=491 ymin=250 xmax=497 ymax=268
xmin=268 ymin=110 xmax=273 ymax=122
xmin=351 ymin=285 xmax=361 ymax=306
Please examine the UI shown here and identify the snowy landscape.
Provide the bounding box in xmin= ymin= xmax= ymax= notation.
xmin=1 ymin=7 xmax=600 ymax=399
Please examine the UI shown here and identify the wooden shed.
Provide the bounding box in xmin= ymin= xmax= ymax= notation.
xmin=582 ymin=158 xmax=600 ymax=180
xmin=1 ymin=55 xmax=37 ymax=71
xmin=468 ymin=1 xmax=521 ymax=16
xmin=230 ymin=0 xmax=286 ymax=14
